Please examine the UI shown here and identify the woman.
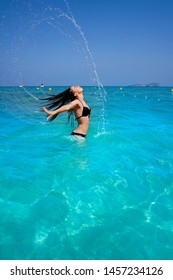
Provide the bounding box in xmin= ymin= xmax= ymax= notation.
xmin=42 ymin=86 xmax=91 ymax=138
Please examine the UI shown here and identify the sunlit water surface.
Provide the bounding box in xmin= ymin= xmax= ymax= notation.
xmin=0 ymin=86 xmax=173 ymax=260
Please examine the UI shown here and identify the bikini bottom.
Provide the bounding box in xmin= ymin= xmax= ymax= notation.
xmin=71 ymin=131 xmax=86 ymax=138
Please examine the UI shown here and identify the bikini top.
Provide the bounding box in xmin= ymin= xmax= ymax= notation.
xmin=76 ymin=100 xmax=91 ymax=120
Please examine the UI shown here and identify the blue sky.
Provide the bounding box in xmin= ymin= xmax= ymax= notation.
xmin=0 ymin=0 xmax=173 ymax=86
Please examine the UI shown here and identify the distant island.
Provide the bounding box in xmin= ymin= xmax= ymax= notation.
xmin=128 ymin=83 xmax=160 ymax=87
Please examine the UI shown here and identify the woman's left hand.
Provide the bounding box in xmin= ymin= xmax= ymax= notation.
xmin=42 ymin=107 xmax=52 ymax=115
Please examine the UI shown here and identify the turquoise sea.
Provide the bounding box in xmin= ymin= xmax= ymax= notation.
xmin=0 ymin=86 xmax=173 ymax=260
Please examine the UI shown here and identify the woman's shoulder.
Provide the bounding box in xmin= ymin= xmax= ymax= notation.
xmin=72 ymin=99 xmax=83 ymax=107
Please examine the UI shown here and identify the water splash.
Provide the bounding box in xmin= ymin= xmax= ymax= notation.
xmin=63 ymin=1 xmax=102 ymax=87
xmin=4 ymin=0 xmax=107 ymax=132
xmin=22 ymin=86 xmax=39 ymax=101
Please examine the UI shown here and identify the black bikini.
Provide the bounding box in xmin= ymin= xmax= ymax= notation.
xmin=75 ymin=101 xmax=91 ymax=120
xmin=71 ymin=100 xmax=91 ymax=138
xmin=71 ymin=131 xmax=86 ymax=138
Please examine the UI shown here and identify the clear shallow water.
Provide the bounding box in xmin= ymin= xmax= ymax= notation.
xmin=0 ymin=86 xmax=173 ymax=260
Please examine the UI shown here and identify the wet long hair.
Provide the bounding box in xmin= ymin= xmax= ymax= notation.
xmin=40 ymin=87 xmax=76 ymax=124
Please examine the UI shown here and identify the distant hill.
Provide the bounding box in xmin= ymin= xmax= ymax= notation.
xmin=129 ymin=83 xmax=159 ymax=87
xmin=145 ymin=83 xmax=160 ymax=87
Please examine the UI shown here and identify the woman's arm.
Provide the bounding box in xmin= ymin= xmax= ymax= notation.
xmin=42 ymin=100 xmax=79 ymax=118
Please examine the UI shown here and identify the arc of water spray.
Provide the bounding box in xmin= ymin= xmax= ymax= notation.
xmin=63 ymin=0 xmax=105 ymax=93
xmin=63 ymin=1 xmax=101 ymax=86
xmin=14 ymin=1 xmax=107 ymax=131
xmin=22 ymin=86 xmax=39 ymax=101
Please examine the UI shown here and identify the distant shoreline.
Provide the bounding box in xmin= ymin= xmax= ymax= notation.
xmin=128 ymin=83 xmax=160 ymax=87
xmin=0 ymin=84 xmax=173 ymax=88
